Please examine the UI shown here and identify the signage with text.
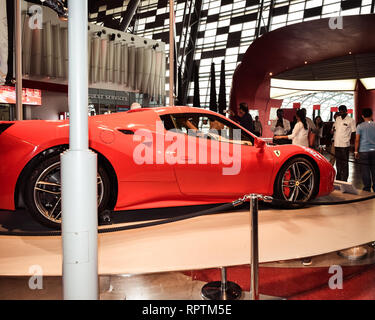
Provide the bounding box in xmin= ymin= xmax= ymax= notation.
xmin=0 ymin=86 xmax=42 ymax=105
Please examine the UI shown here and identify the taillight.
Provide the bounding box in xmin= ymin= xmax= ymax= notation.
xmin=0 ymin=123 xmax=14 ymax=134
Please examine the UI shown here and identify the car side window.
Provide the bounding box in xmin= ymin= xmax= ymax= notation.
xmin=205 ymin=115 xmax=254 ymax=146
xmin=160 ymin=114 xmax=200 ymax=136
xmin=160 ymin=113 xmax=253 ymax=146
xmin=160 ymin=114 xmax=175 ymax=131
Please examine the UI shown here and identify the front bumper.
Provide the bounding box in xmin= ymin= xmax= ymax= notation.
xmin=317 ymin=157 xmax=336 ymax=197
xmin=0 ymin=133 xmax=36 ymax=210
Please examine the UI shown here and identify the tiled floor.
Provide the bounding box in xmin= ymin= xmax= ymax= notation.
xmin=0 ymin=246 xmax=374 ymax=300
xmin=0 ymin=272 xmax=226 ymax=300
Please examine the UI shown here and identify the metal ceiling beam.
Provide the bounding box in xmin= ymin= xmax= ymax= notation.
xmin=178 ymin=0 xmax=203 ymax=105
xmin=119 ymin=0 xmax=141 ymax=32
xmin=266 ymin=0 xmax=275 ymax=32
xmin=255 ymin=0 xmax=265 ymax=38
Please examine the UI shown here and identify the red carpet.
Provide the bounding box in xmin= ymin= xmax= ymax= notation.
xmin=184 ymin=264 xmax=375 ymax=299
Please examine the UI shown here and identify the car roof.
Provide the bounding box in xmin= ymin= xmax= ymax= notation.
xmin=127 ymin=106 xmax=219 ymax=116
xmin=91 ymin=106 xmax=241 ymax=132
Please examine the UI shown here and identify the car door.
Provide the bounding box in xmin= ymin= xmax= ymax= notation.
xmin=162 ymin=113 xmax=274 ymax=198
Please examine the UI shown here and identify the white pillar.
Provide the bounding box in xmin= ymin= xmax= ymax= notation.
xmin=15 ymin=0 xmax=23 ymax=120
xmin=169 ymin=0 xmax=175 ymax=106
xmin=61 ymin=0 xmax=98 ymax=300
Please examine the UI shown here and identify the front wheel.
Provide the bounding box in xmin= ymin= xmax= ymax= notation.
xmin=273 ymin=157 xmax=317 ymax=207
xmin=23 ymin=154 xmax=111 ymax=229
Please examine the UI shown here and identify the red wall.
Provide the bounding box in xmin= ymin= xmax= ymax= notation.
xmin=260 ymin=98 xmax=283 ymax=138
xmin=355 ymin=80 xmax=375 ymax=121
xmin=230 ymin=75 xmax=283 ymax=138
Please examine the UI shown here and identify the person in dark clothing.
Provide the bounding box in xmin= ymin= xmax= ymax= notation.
xmin=253 ymin=116 xmax=262 ymax=137
xmin=236 ymin=102 xmax=254 ymax=134
xmin=290 ymin=115 xmax=297 ymax=134
xmin=355 ymin=108 xmax=375 ymax=192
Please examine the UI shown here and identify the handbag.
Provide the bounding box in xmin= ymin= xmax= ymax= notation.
xmin=308 ymin=131 xmax=316 ymax=148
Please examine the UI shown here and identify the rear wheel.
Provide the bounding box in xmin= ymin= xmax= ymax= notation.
xmin=24 ymin=154 xmax=110 ymax=229
xmin=273 ymin=157 xmax=317 ymax=207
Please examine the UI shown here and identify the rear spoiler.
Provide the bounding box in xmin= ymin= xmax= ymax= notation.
xmin=0 ymin=122 xmax=14 ymax=135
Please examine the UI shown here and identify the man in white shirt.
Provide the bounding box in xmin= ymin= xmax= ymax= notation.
xmin=334 ymin=105 xmax=356 ymax=181
xmin=271 ymin=109 xmax=291 ymax=144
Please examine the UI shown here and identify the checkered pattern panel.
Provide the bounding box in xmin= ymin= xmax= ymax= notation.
xmin=89 ymin=0 xmax=371 ymax=106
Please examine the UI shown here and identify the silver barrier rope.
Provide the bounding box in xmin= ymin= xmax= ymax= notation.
xmin=3 ymin=192 xmax=375 ymax=237
xmin=201 ymin=193 xmax=283 ymax=300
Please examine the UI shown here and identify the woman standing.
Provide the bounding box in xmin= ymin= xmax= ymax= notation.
xmin=274 ymin=109 xmax=309 ymax=147
xmin=313 ymin=116 xmax=324 ymax=151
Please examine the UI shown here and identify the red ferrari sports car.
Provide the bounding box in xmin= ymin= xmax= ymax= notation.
xmin=0 ymin=106 xmax=335 ymax=228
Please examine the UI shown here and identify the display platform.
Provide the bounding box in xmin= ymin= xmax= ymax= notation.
xmin=0 ymin=190 xmax=374 ymax=276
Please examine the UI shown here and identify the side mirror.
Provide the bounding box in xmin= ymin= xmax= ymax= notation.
xmin=255 ymin=138 xmax=265 ymax=149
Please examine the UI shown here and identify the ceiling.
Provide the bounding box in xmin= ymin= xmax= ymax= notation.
xmin=275 ymin=52 xmax=375 ymax=81
xmin=230 ymin=14 xmax=375 ymax=109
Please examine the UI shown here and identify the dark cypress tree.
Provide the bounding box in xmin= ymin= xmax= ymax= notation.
xmin=193 ymin=61 xmax=201 ymax=108
xmin=209 ymin=62 xmax=217 ymax=112
xmin=218 ymin=60 xmax=227 ymax=115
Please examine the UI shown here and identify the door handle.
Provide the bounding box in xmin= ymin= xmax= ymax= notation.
xmin=142 ymin=140 xmax=153 ymax=146
xmin=118 ymin=129 xmax=134 ymax=135
xmin=180 ymin=156 xmax=193 ymax=161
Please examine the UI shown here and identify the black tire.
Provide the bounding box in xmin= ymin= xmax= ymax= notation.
xmin=23 ymin=154 xmax=111 ymax=229
xmin=273 ymin=157 xmax=318 ymax=208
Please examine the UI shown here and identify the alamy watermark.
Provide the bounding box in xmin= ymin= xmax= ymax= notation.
xmin=28 ymin=264 xmax=43 ymax=290
xmin=328 ymin=16 xmax=344 ymax=30
xmin=28 ymin=5 xmax=43 ymax=30
xmin=132 ymin=121 xmax=244 ymax=176
xmin=328 ymin=265 xmax=343 ymax=290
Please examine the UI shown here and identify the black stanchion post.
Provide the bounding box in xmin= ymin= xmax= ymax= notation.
xmin=338 ymin=246 xmax=368 ymax=261
xmin=249 ymin=194 xmax=284 ymax=300
xmin=201 ymin=266 xmax=242 ymax=300
xmin=250 ymin=194 xmax=259 ymax=300
xmin=220 ymin=267 xmax=228 ymax=300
